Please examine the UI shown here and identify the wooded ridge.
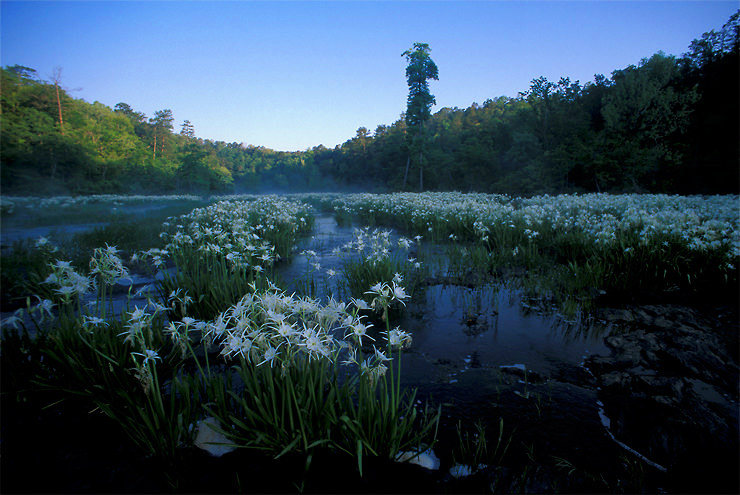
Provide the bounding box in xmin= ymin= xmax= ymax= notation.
xmin=1 ymin=12 xmax=737 ymax=196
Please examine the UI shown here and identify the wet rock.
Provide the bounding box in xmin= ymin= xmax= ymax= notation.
xmin=632 ymin=307 xmax=655 ymax=324
xmin=686 ymin=378 xmax=727 ymax=404
xmin=498 ymin=365 xmax=544 ymax=383
xmin=586 ymin=302 xmax=739 ymax=486
xmin=194 ymin=417 xmax=236 ymax=457
xmin=600 ymin=308 xmax=635 ymax=324
xmin=600 ymin=371 xmax=632 ymax=389
xmin=434 ymin=358 xmax=456 ymax=367
xmin=652 ymin=315 xmax=673 ymax=329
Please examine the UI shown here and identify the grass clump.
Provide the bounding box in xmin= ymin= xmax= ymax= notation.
xmin=135 ymin=197 xmax=315 ymax=320
xmin=336 ymin=227 xmax=426 ymax=304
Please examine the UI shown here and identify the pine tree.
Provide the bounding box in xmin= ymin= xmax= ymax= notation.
xmin=402 ymin=42 xmax=438 ymax=190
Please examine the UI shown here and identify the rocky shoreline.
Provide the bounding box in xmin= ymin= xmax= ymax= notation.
xmin=586 ymin=303 xmax=739 ymax=492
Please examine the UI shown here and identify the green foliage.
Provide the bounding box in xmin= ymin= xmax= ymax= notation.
xmin=332 ymin=227 xmax=425 ymax=304
xmin=598 ymin=53 xmax=699 ymax=190
xmin=0 ymin=239 xmax=59 ymax=311
xmin=157 ymin=257 xmax=269 ymax=321
xmin=207 ymin=353 xmax=439 ymax=477
xmin=318 ymin=12 xmax=738 ymax=194
xmin=176 ymin=143 xmax=233 ymax=191
xmin=403 ymin=43 xmax=439 ymax=129
xmin=342 ymin=362 xmax=441 ymax=470
xmin=2 ymin=11 xmax=738 ymax=195
xmin=146 ymin=197 xmax=315 ymax=320
xmin=40 ymin=316 xmax=188 ymax=454
xmin=341 ymin=256 xmax=412 ymax=301
xmin=452 ymin=418 xmax=512 ymax=472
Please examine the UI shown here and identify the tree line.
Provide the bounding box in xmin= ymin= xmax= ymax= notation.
xmin=1 ymin=11 xmax=737 ymax=196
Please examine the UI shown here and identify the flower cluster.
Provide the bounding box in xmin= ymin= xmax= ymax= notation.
xmin=365 ymin=279 xmax=410 ymax=311
xmin=118 ymin=304 xmax=169 ymax=394
xmin=89 ymin=244 xmax=130 ymax=286
xmin=43 ymin=260 xmax=94 ymax=303
xmin=179 ymin=282 xmax=415 ymax=383
xmin=0 ymin=296 xmax=56 ymax=330
xmin=335 ymin=227 xmax=416 ymax=267
xmin=153 ymin=197 xmax=313 ymax=274
xmin=320 ymin=192 xmax=738 ymax=262
xmin=133 ymin=248 xmax=169 ymax=270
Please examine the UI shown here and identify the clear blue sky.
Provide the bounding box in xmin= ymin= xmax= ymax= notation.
xmin=2 ymin=1 xmax=737 ymax=151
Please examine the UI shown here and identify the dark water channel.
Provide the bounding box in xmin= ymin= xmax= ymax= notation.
xmin=272 ymin=215 xmax=648 ymax=489
xmin=0 ymin=222 xmax=109 ymax=248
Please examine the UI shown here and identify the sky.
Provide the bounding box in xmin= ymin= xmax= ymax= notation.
xmin=1 ymin=1 xmax=737 ymax=151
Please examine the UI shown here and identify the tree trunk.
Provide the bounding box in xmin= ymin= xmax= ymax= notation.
xmin=153 ymin=132 xmax=157 ymax=160
xmin=49 ymin=150 xmax=57 ymax=180
xmin=418 ymin=121 xmax=424 ymax=191
xmin=54 ymin=83 xmax=64 ymax=136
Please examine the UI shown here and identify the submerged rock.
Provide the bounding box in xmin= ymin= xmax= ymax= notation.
xmin=395 ymin=448 xmax=441 ymax=470
xmin=194 ymin=417 xmax=236 ymax=457
xmin=448 ymin=463 xmax=473 ymax=478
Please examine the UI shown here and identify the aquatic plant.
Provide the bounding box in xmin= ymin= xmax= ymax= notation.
xmin=337 ymin=226 xmax=425 ymax=303
xmin=202 ymin=281 xmax=439 ymax=476
xmin=2 ymin=230 xmax=439 ymax=485
xmin=317 ymin=191 xmax=738 ymax=313
xmin=136 ymin=196 xmax=314 ymax=319
xmin=451 ymin=417 xmax=512 ymax=479
xmin=2 ymin=191 xmax=737 ymax=492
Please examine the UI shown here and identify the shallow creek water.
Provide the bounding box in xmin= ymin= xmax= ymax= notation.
xmin=272 ymin=215 xmax=631 ymax=481
xmin=278 ymin=215 xmax=610 ymax=380
xmin=0 ymin=200 xmax=197 ymax=248
xmin=1 ymin=222 xmax=109 ymax=247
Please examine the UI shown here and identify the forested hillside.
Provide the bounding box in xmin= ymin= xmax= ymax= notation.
xmin=1 ymin=12 xmax=737 ymax=196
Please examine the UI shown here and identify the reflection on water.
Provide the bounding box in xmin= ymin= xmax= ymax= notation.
xmin=401 ymin=284 xmax=609 ymax=380
xmin=0 ymin=199 xmax=204 ymax=248
xmin=274 ymin=215 xmax=357 ymax=297
xmin=0 ymin=223 xmax=108 ymax=247
xmin=275 ymin=214 xmax=610 ymax=388
xmin=2 ymin=210 xmax=622 ymax=486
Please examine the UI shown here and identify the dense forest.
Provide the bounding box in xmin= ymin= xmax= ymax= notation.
xmin=1 ymin=12 xmax=737 ymax=196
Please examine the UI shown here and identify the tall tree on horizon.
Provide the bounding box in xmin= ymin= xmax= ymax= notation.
xmin=150 ymin=109 xmax=174 ymax=159
xmin=180 ymin=119 xmax=195 ymax=139
xmin=402 ymin=42 xmax=438 ymax=191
